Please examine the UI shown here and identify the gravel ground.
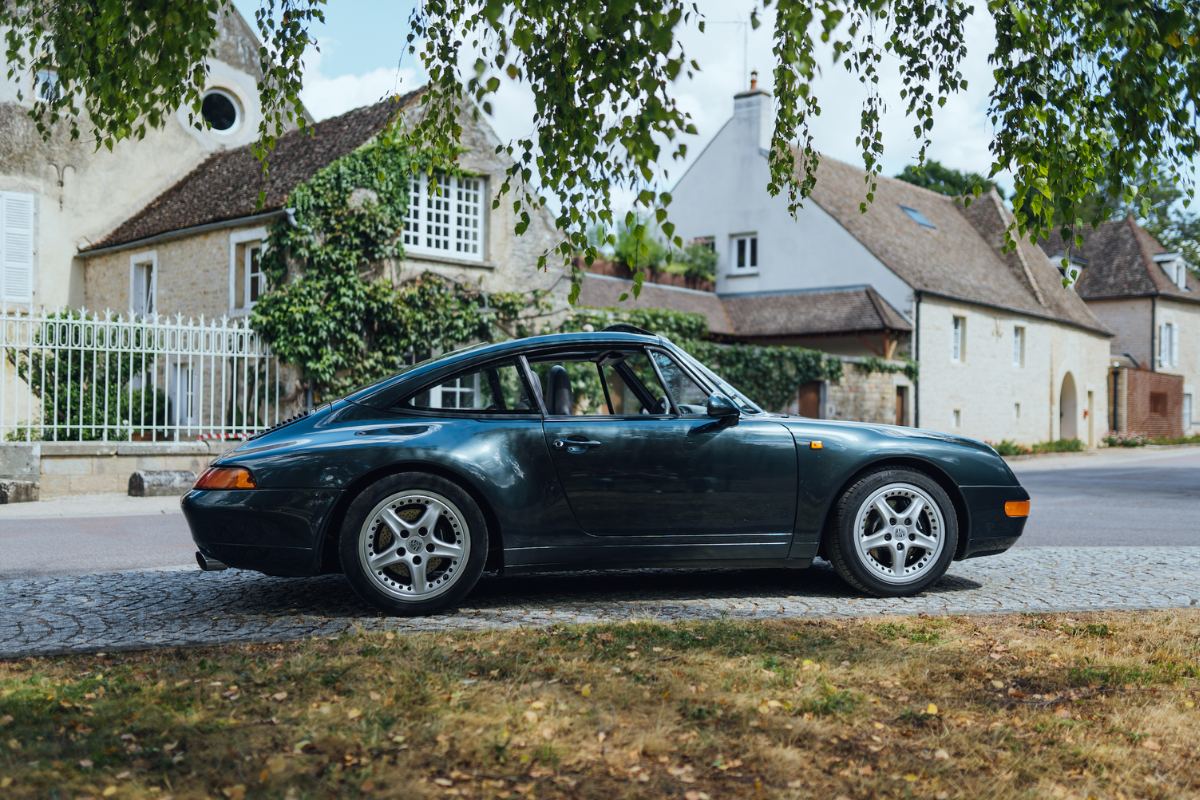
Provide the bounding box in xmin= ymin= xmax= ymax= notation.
xmin=2 ymin=546 xmax=1197 ymax=659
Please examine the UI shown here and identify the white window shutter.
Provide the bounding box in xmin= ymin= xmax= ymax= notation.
xmin=1172 ymin=324 xmax=1180 ymax=367
xmin=1158 ymin=324 xmax=1164 ymax=366
xmin=0 ymin=191 xmax=34 ymax=303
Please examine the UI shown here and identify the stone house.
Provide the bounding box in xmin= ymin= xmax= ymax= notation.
xmin=0 ymin=9 xmax=283 ymax=312
xmin=78 ymin=91 xmax=564 ymax=322
xmin=635 ymin=82 xmax=1113 ymax=444
xmin=1040 ymin=218 xmax=1200 ymax=438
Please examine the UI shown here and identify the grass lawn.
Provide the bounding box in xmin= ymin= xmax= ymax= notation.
xmin=2 ymin=610 xmax=1198 ymax=799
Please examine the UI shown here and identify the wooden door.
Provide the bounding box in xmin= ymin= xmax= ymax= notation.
xmin=895 ymin=386 xmax=908 ymax=426
xmin=798 ymin=381 xmax=821 ymax=418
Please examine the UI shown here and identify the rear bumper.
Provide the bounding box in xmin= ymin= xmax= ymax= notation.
xmin=957 ymin=485 xmax=1030 ymax=560
xmin=182 ymin=488 xmax=342 ymax=577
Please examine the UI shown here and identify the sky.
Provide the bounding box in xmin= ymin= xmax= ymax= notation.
xmin=231 ymin=0 xmax=1009 ymax=196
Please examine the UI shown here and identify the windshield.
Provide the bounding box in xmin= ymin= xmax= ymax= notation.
xmin=670 ymin=345 xmax=763 ymax=414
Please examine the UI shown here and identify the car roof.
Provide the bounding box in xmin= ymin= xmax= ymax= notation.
xmin=344 ymin=330 xmax=669 ymax=408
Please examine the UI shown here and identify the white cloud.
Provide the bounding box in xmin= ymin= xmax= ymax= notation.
xmin=299 ymin=48 xmax=422 ymax=121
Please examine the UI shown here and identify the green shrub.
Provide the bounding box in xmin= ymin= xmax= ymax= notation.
xmin=1030 ymin=437 xmax=1085 ymax=454
xmin=986 ymin=439 xmax=1030 ymax=456
xmin=1102 ymin=431 xmax=1148 ymax=447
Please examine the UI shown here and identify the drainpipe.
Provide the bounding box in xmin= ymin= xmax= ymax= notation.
xmin=913 ymin=291 xmax=922 ymax=429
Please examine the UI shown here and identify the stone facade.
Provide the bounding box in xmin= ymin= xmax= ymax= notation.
xmin=823 ymin=360 xmax=914 ymax=425
xmin=0 ymin=10 xmax=281 ymax=311
xmin=916 ymin=296 xmax=1111 ymax=446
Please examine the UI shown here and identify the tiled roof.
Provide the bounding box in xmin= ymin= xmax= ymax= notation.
xmin=576 ymin=274 xmax=734 ymax=335
xmin=720 ymin=286 xmax=911 ymax=338
xmin=1037 ymin=217 xmax=1200 ymax=302
xmin=806 ymin=156 xmax=1110 ymax=335
xmin=86 ymin=90 xmax=421 ymax=251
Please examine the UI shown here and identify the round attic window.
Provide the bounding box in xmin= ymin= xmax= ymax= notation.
xmin=201 ymin=89 xmax=240 ymax=133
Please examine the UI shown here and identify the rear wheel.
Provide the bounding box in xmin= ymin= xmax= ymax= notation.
xmin=826 ymin=467 xmax=957 ymax=597
xmin=340 ymin=472 xmax=487 ymax=616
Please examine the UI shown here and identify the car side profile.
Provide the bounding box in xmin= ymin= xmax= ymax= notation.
xmin=183 ymin=326 xmax=1031 ymax=615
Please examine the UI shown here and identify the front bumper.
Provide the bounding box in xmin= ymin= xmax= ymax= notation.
xmin=957 ymin=485 xmax=1030 ymax=560
xmin=182 ymin=488 xmax=342 ymax=577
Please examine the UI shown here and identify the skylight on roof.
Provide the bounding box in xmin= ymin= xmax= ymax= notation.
xmin=899 ymin=205 xmax=936 ymax=230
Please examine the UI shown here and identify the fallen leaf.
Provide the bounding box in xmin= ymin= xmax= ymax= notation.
xmin=926 ymin=703 xmax=939 ymax=715
xmin=369 ymin=692 xmax=382 ymax=701
xmin=530 ymin=701 xmax=547 ymax=709
xmin=347 ymin=709 xmax=361 ymax=719
xmin=1142 ymin=740 xmax=1162 ymax=751
xmin=934 ymin=749 xmax=950 ymax=760
xmin=434 ymin=778 xmax=454 ymax=787
xmin=385 ymin=631 xmax=395 ymax=640
xmin=524 ymin=711 xmax=539 ymax=723
xmin=0 ymin=777 xmax=10 ymax=788
xmin=103 ymin=788 xmax=118 ymax=797
xmin=6 ymin=739 xmax=20 ymax=751
xmin=0 ymin=715 xmax=11 ymax=726
xmin=267 ymin=756 xmax=287 ymax=773
xmin=904 ymin=774 xmax=920 ymax=782
xmin=540 ymin=726 xmax=555 ymax=740
xmin=223 ymin=786 xmax=246 ymax=800
xmin=272 ymin=692 xmax=288 ymax=701
xmin=79 ymin=759 xmax=93 ymax=769
xmin=360 ymin=780 xmax=376 ymax=792
xmin=580 ymin=684 xmax=591 ymax=698
xmin=991 ymin=680 xmax=1005 ymax=689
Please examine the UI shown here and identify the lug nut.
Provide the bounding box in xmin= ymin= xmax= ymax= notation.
xmin=884 ymin=533 xmax=892 ymax=541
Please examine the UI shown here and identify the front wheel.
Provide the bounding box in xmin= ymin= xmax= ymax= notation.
xmin=826 ymin=467 xmax=958 ymax=597
xmin=340 ymin=472 xmax=488 ymax=616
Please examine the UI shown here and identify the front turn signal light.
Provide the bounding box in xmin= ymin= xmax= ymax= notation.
xmin=1004 ymin=500 xmax=1030 ymax=518
xmin=194 ymin=467 xmax=258 ymax=490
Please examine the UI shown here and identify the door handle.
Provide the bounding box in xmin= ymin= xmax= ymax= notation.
xmin=553 ymin=438 xmax=602 ymax=452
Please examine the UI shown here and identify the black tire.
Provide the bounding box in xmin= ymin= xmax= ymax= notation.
xmin=340 ymin=471 xmax=488 ymax=616
xmin=826 ymin=467 xmax=958 ymax=598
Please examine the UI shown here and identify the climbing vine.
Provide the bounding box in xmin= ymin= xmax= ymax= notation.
xmin=250 ymin=139 xmax=523 ymax=400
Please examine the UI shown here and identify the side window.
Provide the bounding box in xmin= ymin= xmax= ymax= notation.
xmin=650 ymin=351 xmax=711 ymax=414
xmin=397 ymin=359 xmax=536 ymax=413
xmin=527 ymin=350 xmax=670 ymax=416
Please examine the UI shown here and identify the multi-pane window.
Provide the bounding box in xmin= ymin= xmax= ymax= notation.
xmin=35 ymin=69 xmax=60 ymax=103
xmin=1159 ymin=321 xmax=1178 ymax=368
xmin=731 ymin=234 xmax=758 ymax=272
xmin=233 ymin=242 xmax=263 ymax=310
xmin=951 ymin=316 xmax=965 ymax=362
xmin=130 ymin=256 xmax=156 ymax=319
xmin=403 ymin=172 xmax=485 ymax=261
xmin=952 ymin=409 xmax=962 ymax=428
xmin=1013 ymin=326 xmax=1026 ymax=366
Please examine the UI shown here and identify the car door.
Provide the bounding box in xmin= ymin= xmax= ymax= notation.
xmin=534 ymin=347 xmax=798 ymax=538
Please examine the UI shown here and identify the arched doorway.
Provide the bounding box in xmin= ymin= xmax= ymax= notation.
xmin=1060 ymin=372 xmax=1078 ymax=440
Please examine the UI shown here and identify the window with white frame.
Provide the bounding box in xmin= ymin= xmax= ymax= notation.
xmin=1155 ymin=253 xmax=1188 ymax=290
xmin=402 ymin=172 xmax=485 ymax=261
xmin=1013 ymin=325 xmax=1026 ymax=366
xmin=730 ymin=234 xmax=758 ymax=273
xmin=129 ymin=251 xmax=156 ymax=319
xmin=1185 ymin=393 xmax=1193 ymax=429
xmin=34 ymin=69 xmax=60 ymax=103
xmin=229 ymin=228 xmax=267 ymax=312
xmin=1159 ymin=321 xmax=1178 ymax=368
xmin=953 ymin=409 xmax=962 ymax=428
xmin=1014 ymin=402 xmax=1021 ymax=420
xmin=951 ymin=315 xmax=966 ymax=362
xmin=0 ymin=191 xmax=35 ymax=304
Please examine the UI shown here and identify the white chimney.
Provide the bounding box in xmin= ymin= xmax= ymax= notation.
xmin=732 ymin=71 xmax=773 ymax=155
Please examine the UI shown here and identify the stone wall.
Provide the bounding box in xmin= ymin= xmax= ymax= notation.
xmin=0 ymin=441 xmax=237 ymax=498
xmin=825 ymin=359 xmax=914 ymax=425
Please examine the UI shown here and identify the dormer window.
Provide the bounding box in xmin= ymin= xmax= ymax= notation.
xmin=1049 ymin=252 xmax=1087 ymax=287
xmin=1154 ymin=252 xmax=1188 ymax=291
xmin=899 ymin=205 xmax=936 ymax=230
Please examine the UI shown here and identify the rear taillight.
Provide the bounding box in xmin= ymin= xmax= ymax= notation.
xmin=194 ymin=467 xmax=258 ymax=490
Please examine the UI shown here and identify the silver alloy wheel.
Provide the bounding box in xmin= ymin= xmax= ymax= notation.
xmin=852 ymin=482 xmax=945 ymax=585
xmin=357 ymin=490 xmax=470 ymax=601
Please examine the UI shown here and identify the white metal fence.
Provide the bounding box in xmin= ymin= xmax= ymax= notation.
xmin=0 ymin=309 xmax=285 ymax=443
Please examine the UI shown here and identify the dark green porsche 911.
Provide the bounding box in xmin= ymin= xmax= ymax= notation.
xmin=183 ymin=325 xmax=1030 ymax=616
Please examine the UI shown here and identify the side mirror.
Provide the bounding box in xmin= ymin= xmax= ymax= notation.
xmin=706 ymin=393 xmax=739 ymax=418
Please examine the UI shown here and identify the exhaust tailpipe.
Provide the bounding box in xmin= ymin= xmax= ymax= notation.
xmin=195 ymin=551 xmax=228 ymax=571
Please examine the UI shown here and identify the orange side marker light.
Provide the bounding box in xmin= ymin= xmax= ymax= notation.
xmin=810 ymin=441 xmax=823 ymax=449
xmin=194 ymin=467 xmax=258 ymax=490
xmin=1005 ymin=500 xmax=1030 ymax=517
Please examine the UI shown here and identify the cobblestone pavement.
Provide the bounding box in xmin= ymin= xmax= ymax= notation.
xmin=2 ymin=547 xmax=1197 ymax=659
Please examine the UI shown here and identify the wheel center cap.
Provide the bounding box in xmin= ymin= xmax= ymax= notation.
xmin=406 ymin=537 xmax=424 ymax=554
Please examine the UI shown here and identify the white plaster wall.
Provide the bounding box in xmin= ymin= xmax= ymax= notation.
xmin=917 ymin=297 xmax=1110 ymax=446
xmin=1151 ymin=296 xmax=1200 ymax=431
xmin=667 ymin=90 xmax=915 ymax=318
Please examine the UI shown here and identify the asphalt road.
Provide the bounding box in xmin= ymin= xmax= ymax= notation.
xmin=1012 ymin=448 xmax=1200 ymax=547
xmin=0 ymin=448 xmax=1196 ymax=580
